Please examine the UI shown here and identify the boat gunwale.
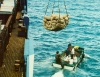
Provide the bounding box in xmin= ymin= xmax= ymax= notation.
xmin=52 ymin=46 xmax=84 ymax=70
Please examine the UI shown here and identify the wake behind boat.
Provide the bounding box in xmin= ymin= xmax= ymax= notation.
xmin=52 ymin=45 xmax=84 ymax=71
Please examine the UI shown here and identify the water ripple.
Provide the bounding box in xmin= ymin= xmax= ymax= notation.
xmin=28 ymin=0 xmax=100 ymax=76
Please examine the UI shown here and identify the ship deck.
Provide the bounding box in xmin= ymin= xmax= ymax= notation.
xmin=0 ymin=12 xmax=25 ymax=77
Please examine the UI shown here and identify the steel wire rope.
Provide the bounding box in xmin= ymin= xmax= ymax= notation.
xmin=64 ymin=0 xmax=68 ymax=14
xmin=52 ymin=0 xmax=55 ymax=14
xmin=43 ymin=0 xmax=69 ymax=31
xmin=63 ymin=0 xmax=69 ymax=25
xmin=44 ymin=0 xmax=50 ymax=16
xmin=58 ymin=0 xmax=60 ymax=19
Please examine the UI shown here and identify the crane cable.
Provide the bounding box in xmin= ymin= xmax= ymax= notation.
xmin=43 ymin=0 xmax=69 ymax=31
xmin=45 ymin=0 xmax=50 ymax=16
xmin=52 ymin=0 xmax=55 ymax=14
xmin=58 ymin=0 xmax=60 ymax=19
xmin=45 ymin=0 xmax=68 ymax=16
xmin=64 ymin=0 xmax=68 ymax=14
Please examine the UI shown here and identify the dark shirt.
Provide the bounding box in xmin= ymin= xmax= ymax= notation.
xmin=66 ymin=48 xmax=71 ymax=56
xmin=55 ymin=54 xmax=61 ymax=64
xmin=55 ymin=54 xmax=64 ymax=68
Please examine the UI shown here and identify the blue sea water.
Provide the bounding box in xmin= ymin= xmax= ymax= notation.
xmin=28 ymin=0 xmax=100 ymax=77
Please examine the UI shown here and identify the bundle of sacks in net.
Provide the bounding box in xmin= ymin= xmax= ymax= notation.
xmin=43 ymin=14 xmax=69 ymax=31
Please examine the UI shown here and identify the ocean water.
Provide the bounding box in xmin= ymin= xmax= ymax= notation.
xmin=28 ymin=0 xmax=100 ymax=77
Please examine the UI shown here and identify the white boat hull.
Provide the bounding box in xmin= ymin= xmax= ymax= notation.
xmin=52 ymin=46 xmax=84 ymax=71
xmin=52 ymin=63 xmax=74 ymax=71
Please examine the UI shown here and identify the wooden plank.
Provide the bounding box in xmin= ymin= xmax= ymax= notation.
xmin=16 ymin=11 xmax=22 ymax=20
xmin=0 ymin=21 xmax=25 ymax=77
xmin=5 ymin=15 xmax=12 ymax=27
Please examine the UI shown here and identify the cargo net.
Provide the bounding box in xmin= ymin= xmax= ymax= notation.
xmin=43 ymin=0 xmax=69 ymax=31
xmin=43 ymin=14 xmax=69 ymax=31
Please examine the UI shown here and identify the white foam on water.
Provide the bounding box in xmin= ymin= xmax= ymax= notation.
xmin=84 ymin=53 xmax=91 ymax=58
xmin=51 ymin=70 xmax=64 ymax=77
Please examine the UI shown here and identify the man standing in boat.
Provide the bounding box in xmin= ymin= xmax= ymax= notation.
xmin=66 ymin=43 xmax=72 ymax=56
xmin=66 ymin=44 xmax=78 ymax=60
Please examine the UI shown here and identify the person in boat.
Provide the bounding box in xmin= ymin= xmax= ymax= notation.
xmin=69 ymin=55 xmax=74 ymax=65
xmin=74 ymin=46 xmax=80 ymax=57
xmin=73 ymin=54 xmax=77 ymax=63
xmin=71 ymin=47 xmax=75 ymax=59
xmin=71 ymin=46 xmax=80 ymax=60
xmin=55 ymin=51 xmax=64 ymax=68
xmin=55 ymin=51 xmax=61 ymax=63
xmin=65 ymin=43 xmax=72 ymax=57
xmin=65 ymin=44 xmax=76 ymax=62
xmin=64 ymin=54 xmax=71 ymax=63
xmin=70 ymin=46 xmax=83 ymax=63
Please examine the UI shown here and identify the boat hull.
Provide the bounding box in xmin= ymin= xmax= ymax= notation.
xmin=52 ymin=47 xmax=84 ymax=71
xmin=52 ymin=63 xmax=74 ymax=71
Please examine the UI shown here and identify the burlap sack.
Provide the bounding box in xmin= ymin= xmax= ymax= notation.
xmin=44 ymin=16 xmax=51 ymax=21
xmin=65 ymin=17 xmax=69 ymax=21
xmin=43 ymin=22 xmax=46 ymax=26
xmin=65 ymin=20 xmax=69 ymax=25
xmin=62 ymin=14 xmax=69 ymax=19
xmin=51 ymin=14 xmax=59 ymax=17
xmin=51 ymin=14 xmax=60 ymax=20
xmin=43 ymin=14 xmax=69 ymax=31
xmin=57 ymin=19 xmax=65 ymax=24
xmin=51 ymin=20 xmax=57 ymax=23
xmin=43 ymin=19 xmax=47 ymax=23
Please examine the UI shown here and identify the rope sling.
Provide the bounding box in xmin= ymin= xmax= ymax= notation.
xmin=43 ymin=0 xmax=69 ymax=31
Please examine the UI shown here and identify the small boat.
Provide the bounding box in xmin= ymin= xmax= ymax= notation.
xmin=52 ymin=46 xmax=85 ymax=71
